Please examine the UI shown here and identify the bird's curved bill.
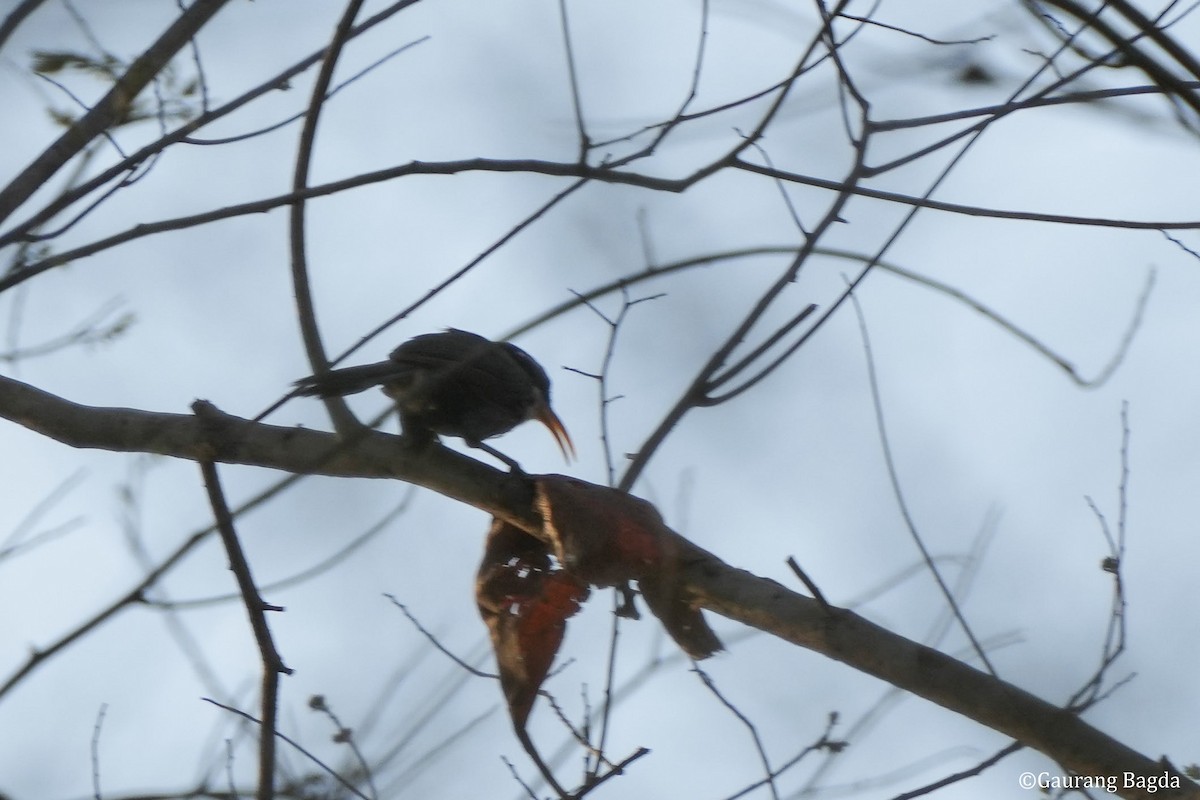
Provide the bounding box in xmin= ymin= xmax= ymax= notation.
xmin=535 ymin=405 xmax=576 ymax=461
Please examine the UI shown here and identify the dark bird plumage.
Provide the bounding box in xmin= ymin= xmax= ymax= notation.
xmin=295 ymin=329 xmax=574 ymax=465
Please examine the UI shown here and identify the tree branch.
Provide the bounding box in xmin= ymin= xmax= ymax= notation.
xmin=0 ymin=373 xmax=1194 ymax=799
xmin=0 ymin=373 xmax=539 ymax=530
xmin=0 ymin=0 xmax=233 ymax=225
xmin=684 ymin=556 xmax=1195 ymax=800
xmin=198 ymin=455 xmax=292 ymax=800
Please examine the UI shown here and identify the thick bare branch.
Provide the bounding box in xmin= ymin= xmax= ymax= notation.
xmin=0 ymin=0 xmax=233 ymax=225
xmin=0 ymin=373 xmax=1193 ymax=799
xmin=685 ymin=556 xmax=1196 ymax=800
xmin=0 ymin=373 xmax=537 ymax=530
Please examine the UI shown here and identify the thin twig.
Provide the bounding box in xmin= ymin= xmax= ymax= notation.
xmin=891 ymin=741 xmax=1025 ymax=799
xmin=91 ymin=703 xmax=107 ymax=800
xmin=8 ymin=152 xmax=1200 ymax=297
xmin=516 ymin=726 xmax=569 ymax=798
xmin=1067 ymin=402 xmax=1133 ymax=711
xmin=508 ymin=244 xmax=1147 ymax=392
xmin=718 ymin=712 xmax=846 ymax=800
xmin=289 ymin=0 xmax=367 ymax=436
xmin=502 ymin=755 xmax=540 ymax=800
xmin=0 ymin=467 xmax=86 ymax=555
xmin=376 ymin=707 xmax=495 ymax=795
xmin=694 ymin=665 xmax=780 ymax=800
xmin=198 ymin=452 xmax=292 ymax=800
xmin=186 ymin=37 xmax=428 ymax=146
xmin=0 ymin=0 xmax=232 ymax=225
xmin=119 ymin=458 xmax=229 ymax=702
xmin=558 ymin=0 xmax=590 ymax=161
xmin=204 ymin=698 xmax=370 ymax=800
xmin=0 ymin=460 xmax=309 ymax=701
xmin=147 ymin=493 xmax=414 ymax=609
xmin=579 ymin=746 xmax=651 ymax=797
xmin=0 ymin=1 xmax=422 ymax=248
xmin=628 ymin=0 xmax=711 ymax=158
xmin=309 ymin=695 xmax=378 ymax=800
xmin=846 ymin=285 xmax=998 ymax=677
xmin=786 ymin=556 xmax=831 ymax=611
xmin=384 ymin=595 xmax=498 ymax=679
xmin=0 ymin=0 xmax=51 ymax=52
xmin=801 ymin=512 xmax=1006 ymax=793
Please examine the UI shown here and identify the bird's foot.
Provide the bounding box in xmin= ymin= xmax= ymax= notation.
xmin=615 ymin=582 xmax=641 ymax=619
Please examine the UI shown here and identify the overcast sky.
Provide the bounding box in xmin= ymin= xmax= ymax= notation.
xmin=2 ymin=2 xmax=1198 ymax=798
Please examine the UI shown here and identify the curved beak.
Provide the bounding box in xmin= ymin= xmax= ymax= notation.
xmin=534 ymin=403 xmax=576 ymax=461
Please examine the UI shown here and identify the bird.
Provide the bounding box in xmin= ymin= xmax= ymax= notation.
xmin=294 ymin=329 xmax=574 ymax=469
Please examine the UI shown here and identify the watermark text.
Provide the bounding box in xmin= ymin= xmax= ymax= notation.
xmin=1018 ymin=770 xmax=1182 ymax=794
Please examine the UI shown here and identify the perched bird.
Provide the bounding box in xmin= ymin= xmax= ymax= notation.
xmin=294 ymin=329 xmax=574 ymax=468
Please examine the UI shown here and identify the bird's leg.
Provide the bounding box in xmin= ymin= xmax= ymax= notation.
xmin=397 ymin=410 xmax=438 ymax=452
xmin=469 ymin=440 xmax=527 ymax=474
xmin=397 ymin=404 xmax=526 ymax=472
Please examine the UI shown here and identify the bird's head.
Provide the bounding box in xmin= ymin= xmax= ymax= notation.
xmin=503 ymin=342 xmax=576 ymax=461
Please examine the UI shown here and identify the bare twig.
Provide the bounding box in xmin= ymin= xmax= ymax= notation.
xmin=566 ymin=282 xmax=665 ymax=774
xmin=153 ymin=411 xmax=290 ymax=800
xmin=184 ymin=36 xmax=429 ymax=146
xmin=0 ymin=0 xmax=233 ymax=225
xmin=801 ymin=513 xmax=1007 ymax=793
xmin=384 ymin=595 xmax=498 ymax=679
xmin=502 ymin=755 xmax=540 ymax=800
xmin=329 ymin=177 xmax=591 ymax=374
xmin=7 ymin=153 xmax=1199 ymax=296
xmin=0 ymin=433 xmax=309 ymax=702
xmin=198 ymin=453 xmax=292 ymax=800
xmin=204 ymin=697 xmax=370 ymax=800
xmin=0 ymin=467 xmax=86 ymax=559
xmin=846 ymin=284 xmax=998 ymax=677
xmin=1162 ymin=229 xmax=1200 ymax=261
xmin=1040 ymin=0 xmax=1200 ymax=118
xmin=836 ymin=10 xmax=994 ymax=46
xmin=694 ymin=665 xmax=780 ymax=800
xmin=786 ymin=556 xmax=831 ymax=611
xmin=91 ymin=703 xmax=107 ymax=800
xmin=624 ymin=0 xmax=712 ymax=159
xmin=718 ymin=712 xmax=847 ymax=800
xmin=0 ymin=0 xmax=52 ymax=52
xmin=289 ymin=0 xmax=367 ymax=436
xmin=517 ymin=243 xmax=1152 ymax=389
xmin=308 ymin=695 xmax=378 ymax=800
xmin=119 ymin=458 xmax=229 ymax=702
xmin=147 ymin=493 xmax=414 ymax=610
xmin=0 ymin=0 xmax=422 ymax=248
xmin=619 ymin=160 xmax=863 ymax=489
xmin=579 ymin=746 xmax=651 ymax=798
xmin=891 ymin=741 xmax=1025 ymax=799
xmin=1068 ymin=402 xmax=1133 ymax=711
xmin=557 ymin=0 xmax=591 ymax=161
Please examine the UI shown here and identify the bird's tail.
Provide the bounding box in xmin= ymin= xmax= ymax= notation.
xmin=293 ymin=361 xmax=402 ymax=397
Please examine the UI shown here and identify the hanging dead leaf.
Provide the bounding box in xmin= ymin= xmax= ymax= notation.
xmin=534 ymin=475 xmax=723 ymax=660
xmin=476 ymin=518 xmax=589 ymax=731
